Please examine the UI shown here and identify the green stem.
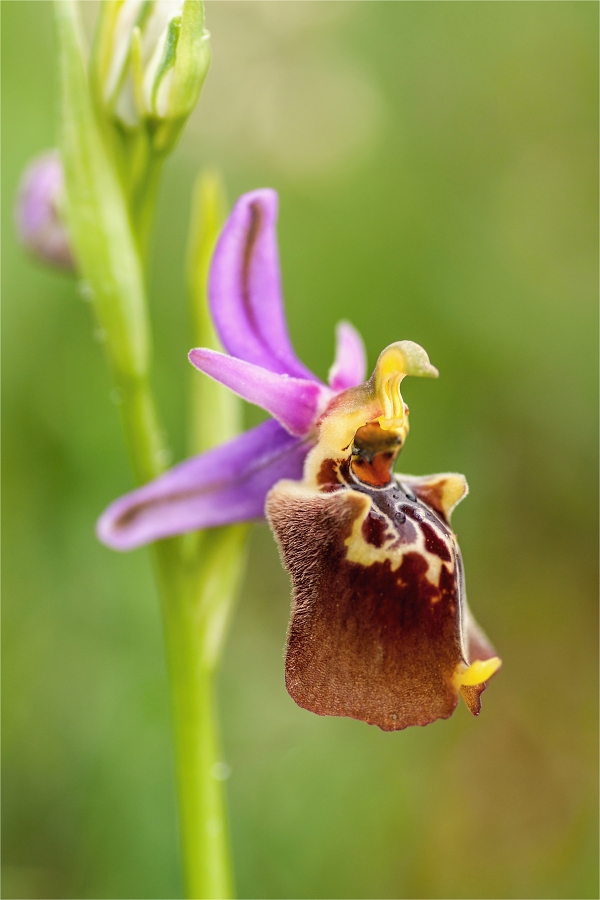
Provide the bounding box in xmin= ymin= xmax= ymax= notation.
xmin=158 ymin=525 xmax=247 ymax=899
xmin=158 ymin=573 xmax=231 ymax=900
xmin=56 ymin=5 xmax=242 ymax=896
xmin=175 ymin=171 xmax=250 ymax=898
xmin=115 ymin=373 xmax=166 ymax=484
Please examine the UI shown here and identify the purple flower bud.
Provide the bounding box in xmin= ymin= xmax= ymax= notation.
xmin=15 ymin=150 xmax=74 ymax=271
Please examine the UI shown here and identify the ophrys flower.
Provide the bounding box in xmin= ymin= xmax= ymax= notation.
xmin=98 ymin=188 xmax=500 ymax=730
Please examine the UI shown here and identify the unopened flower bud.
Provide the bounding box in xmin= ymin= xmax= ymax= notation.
xmin=98 ymin=0 xmax=210 ymax=149
xmin=15 ymin=150 xmax=74 ymax=271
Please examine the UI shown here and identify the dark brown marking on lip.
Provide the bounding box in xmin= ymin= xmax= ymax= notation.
xmin=361 ymin=512 xmax=388 ymax=548
xmin=438 ymin=561 xmax=456 ymax=601
xmin=317 ymin=458 xmax=342 ymax=492
xmin=241 ymin=201 xmax=263 ymax=334
xmin=419 ymin=521 xmax=452 ymax=562
xmin=402 ymin=502 xmax=451 ymax=537
xmin=388 ymin=517 xmax=418 ymax=547
xmin=266 ymin=486 xmax=468 ymax=731
xmin=402 ymin=504 xmax=423 ymax=521
xmin=338 ymin=458 xmax=353 ymax=485
xmin=345 ymin=479 xmax=423 ymax=548
xmin=396 ymin=551 xmax=440 ymax=607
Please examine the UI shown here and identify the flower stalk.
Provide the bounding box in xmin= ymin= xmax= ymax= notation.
xmin=54 ymin=2 xmax=242 ymax=896
xmin=55 ymin=0 xmax=164 ymax=485
xmin=160 ymin=523 xmax=247 ymax=900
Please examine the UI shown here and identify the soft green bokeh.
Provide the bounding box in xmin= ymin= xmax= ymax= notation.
xmin=2 ymin=3 xmax=598 ymax=899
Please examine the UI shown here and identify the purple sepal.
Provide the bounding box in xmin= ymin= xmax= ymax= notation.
xmin=208 ymin=189 xmax=317 ymax=381
xmin=97 ymin=420 xmax=311 ymax=551
xmin=188 ymin=348 xmax=333 ymax=437
xmin=328 ymin=321 xmax=367 ymax=391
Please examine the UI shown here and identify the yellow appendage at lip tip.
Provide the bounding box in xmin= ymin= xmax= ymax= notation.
xmin=455 ymin=656 xmax=502 ymax=687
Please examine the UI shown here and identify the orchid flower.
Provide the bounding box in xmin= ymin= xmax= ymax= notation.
xmin=98 ymin=189 xmax=500 ymax=731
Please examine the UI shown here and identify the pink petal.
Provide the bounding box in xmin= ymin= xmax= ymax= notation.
xmin=189 ymin=348 xmax=333 ymax=436
xmin=328 ymin=321 xmax=367 ymax=391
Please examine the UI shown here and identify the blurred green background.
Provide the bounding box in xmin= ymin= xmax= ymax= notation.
xmin=2 ymin=2 xmax=598 ymax=898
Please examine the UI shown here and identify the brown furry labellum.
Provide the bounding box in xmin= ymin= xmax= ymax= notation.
xmin=266 ymin=411 xmax=500 ymax=732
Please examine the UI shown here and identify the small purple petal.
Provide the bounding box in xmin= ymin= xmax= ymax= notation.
xmin=15 ymin=150 xmax=74 ymax=270
xmin=209 ymin=189 xmax=317 ymax=380
xmin=189 ymin=348 xmax=333 ymax=437
xmin=97 ymin=420 xmax=311 ymax=551
xmin=328 ymin=320 xmax=367 ymax=391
